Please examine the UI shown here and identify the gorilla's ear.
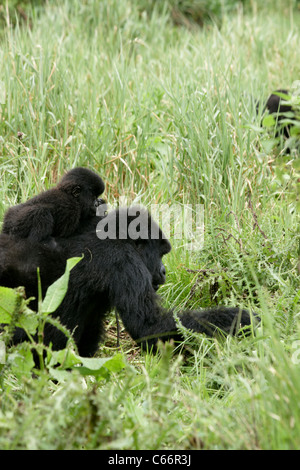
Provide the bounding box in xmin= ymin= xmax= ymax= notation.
xmin=71 ymin=185 xmax=81 ymax=198
xmin=58 ymin=180 xmax=82 ymax=197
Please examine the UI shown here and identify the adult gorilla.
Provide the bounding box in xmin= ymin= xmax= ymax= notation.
xmin=0 ymin=207 xmax=255 ymax=356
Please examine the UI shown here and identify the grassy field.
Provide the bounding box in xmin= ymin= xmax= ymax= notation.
xmin=0 ymin=0 xmax=299 ymax=450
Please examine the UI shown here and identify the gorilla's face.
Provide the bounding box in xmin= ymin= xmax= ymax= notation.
xmin=77 ymin=187 xmax=103 ymax=217
xmin=152 ymin=261 xmax=166 ymax=291
xmin=136 ymin=238 xmax=171 ymax=291
xmin=59 ymin=167 xmax=106 ymax=219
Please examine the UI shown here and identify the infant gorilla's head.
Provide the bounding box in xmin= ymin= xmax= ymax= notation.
xmin=58 ymin=167 xmax=106 ymax=217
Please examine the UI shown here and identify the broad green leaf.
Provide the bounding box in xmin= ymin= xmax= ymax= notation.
xmin=16 ymin=308 xmax=39 ymax=335
xmin=48 ymin=367 xmax=75 ymax=382
xmin=0 ymin=287 xmax=38 ymax=334
xmin=76 ymin=353 xmax=126 ymax=378
xmin=262 ymin=114 xmax=276 ymax=128
xmin=7 ymin=344 xmax=35 ymax=376
xmin=80 ymin=353 xmax=126 ymax=371
xmin=0 ymin=287 xmax=19 ymax=323
xmin=48 ymin=348 xmax=81 ymax=369
xmin=42 ymin=256 xmax=83 ymax=314
xmin=48 ymin=349 xmax=126 ymax=380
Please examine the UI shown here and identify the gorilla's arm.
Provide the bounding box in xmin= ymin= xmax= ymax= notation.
xmin=2 ymin=205 xmax=55 ymax=241
xmin=107 ymin=255 xmax=254 ymax=350
xmin=23 ymin=208 xmax=55 ymax=242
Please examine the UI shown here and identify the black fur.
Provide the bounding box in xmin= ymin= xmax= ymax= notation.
xmin=264 ymin=89 xmax=293 ymax=138
xmin=1 ymin=167 xmax=105 ymax=243
xmin=0 ymin=207 xmax=256 ymax=356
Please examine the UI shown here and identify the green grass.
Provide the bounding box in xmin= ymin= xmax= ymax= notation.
xmin=0 ymin=0 xmax=300 ymax=450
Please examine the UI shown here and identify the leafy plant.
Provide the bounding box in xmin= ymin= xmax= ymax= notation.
xmin=0 ymin=257 xmax=126 ymax=380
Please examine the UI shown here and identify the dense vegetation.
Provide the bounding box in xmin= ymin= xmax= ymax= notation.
xmin=0 ymin=0 xmax=299 ymax=450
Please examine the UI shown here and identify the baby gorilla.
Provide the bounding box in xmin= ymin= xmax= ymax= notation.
xmin=2 ymin=167 xmax=105 ymax=243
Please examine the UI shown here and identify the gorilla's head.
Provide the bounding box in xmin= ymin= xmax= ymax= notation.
xmin=58 ymin=167 xmax=105 ymax=217
xmin=95 ymin=206 xmax=171 ymax=290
